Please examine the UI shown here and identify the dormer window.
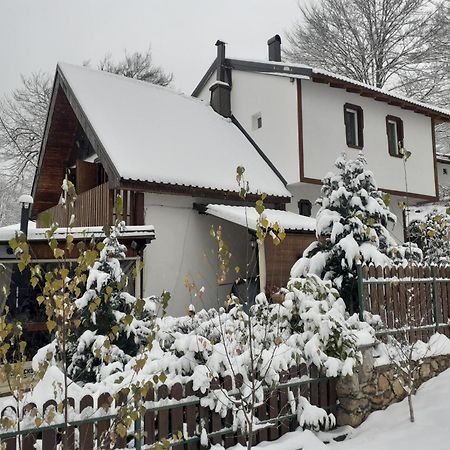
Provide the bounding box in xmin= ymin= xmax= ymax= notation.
xmin=386 ymin=116 xmax=404 ymax=157
xmin=344 ymin=103 xmax=364 ymax=149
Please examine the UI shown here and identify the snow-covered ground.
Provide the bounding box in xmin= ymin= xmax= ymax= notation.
xmin=213 ymin=367 xmax=450 ymax=450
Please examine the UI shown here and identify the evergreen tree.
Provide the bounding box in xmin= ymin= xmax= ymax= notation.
xmin=67 ymin=225 xmax=156 ymax=383
xmin=291 ymin=153 xmax=399 ymax=311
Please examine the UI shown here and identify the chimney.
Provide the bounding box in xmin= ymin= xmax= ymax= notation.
xmin=210 ymin=40 xmax=231 ymax=117
xmin=267 ymin=35 xmax=281 ymax=62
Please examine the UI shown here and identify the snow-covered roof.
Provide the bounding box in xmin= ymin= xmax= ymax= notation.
xmin=311 ymin=67 xmax=450 ymax=119
xmin=408 ymin=203 xmax=449 ymax=223
xmin=57 ymin=63 xmax=290 ymax=199
xmin=0 ymin=225 xmax=155 ymax=242
xmin=194 ymin=57 xmax=450 ymax=121
xmin=206 ymin=204 xmax=316 ymax=232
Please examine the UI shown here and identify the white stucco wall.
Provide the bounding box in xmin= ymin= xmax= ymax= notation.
xmin=143 ymin=193 xmax=256 ymax=316
xmin=196 ymin=70 xmax=300 ymax=185
xmin=230 ymin=71 xmax=300 ymax=185
xmin=301 ymin=80 xmax=436 ymax=198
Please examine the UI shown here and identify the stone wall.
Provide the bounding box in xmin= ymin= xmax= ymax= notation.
xmin=335 ymin=344 xmax=450 ymax=427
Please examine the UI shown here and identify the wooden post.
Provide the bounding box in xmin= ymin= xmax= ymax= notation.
xmin=356 ymin=263 xmax=365 ymax=321
xmin=431 ymin=266 xmax=440 ymax=331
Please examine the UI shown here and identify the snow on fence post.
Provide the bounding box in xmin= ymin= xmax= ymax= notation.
xmin=356 ymin=263 xmax=365 ymax=321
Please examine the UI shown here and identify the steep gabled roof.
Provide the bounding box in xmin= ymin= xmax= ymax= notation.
xmin=193 ymin=57 xmax=450 ymax=123
xmin=32 ymin=63 xmax=290 ymax=215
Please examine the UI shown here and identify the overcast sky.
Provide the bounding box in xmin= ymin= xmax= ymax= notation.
xmin=0 ymin=0 xmax=304 ymax=97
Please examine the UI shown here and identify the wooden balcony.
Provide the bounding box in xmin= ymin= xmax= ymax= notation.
xmin=36 ymin=182 xmax=145 ymax=228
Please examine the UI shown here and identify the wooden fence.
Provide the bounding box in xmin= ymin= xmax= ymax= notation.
xmin=0 ymin=364 xmax=336 ymax=450
xmin=357 ymin=264 xmax=450 ymax=341
xmin=36 ymin=183 xmax=145 ymax=228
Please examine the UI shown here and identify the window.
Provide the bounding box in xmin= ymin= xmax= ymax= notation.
xmin=298 ymin=199 xmax=312 ymax=217
xmin=444 ymin=168 xmax=448 ymax=175
xmin=386 ymin=115 xmax=404 ymax=157
xmin=252 ymin=112 xmax=262 ymax=130
xmin=344 ymin=103 xmax=364 ymax=149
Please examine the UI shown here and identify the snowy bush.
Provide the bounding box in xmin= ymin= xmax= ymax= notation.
xmin=34 ymin=224 xmax=159 ymax=383
xmin=80 ymin=274 xmax=366 ymax=435
xmin=291 ymin=153 xmax=418 ymax=312
xmin=408 ymin=210 xmax=450 ymax=265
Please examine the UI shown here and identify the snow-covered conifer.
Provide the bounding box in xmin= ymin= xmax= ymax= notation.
xmin=291 ymin=153 xmax=400 ymax=311
xmin=66 ymin=224 xmax=157 ymax=383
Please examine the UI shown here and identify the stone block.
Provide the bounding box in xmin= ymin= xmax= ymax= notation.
xmin=392 ymin=378 xmax=405 ymax=397
xmin=339 ymin=397 xmax=369 ymax=413
xmin=336 ymin=373 xmax=359 ymax=397
xmin=336 ymin=408 xmax=367 ymax=428
xmin=362 ymin=383 xmax=377 ymax=395
xmin=420 ymin=362 xmax=431 ymax=379
xmin=377 ymin=374 xmax=390 ymax=392
xmin=370 ymin=394 xmax=386 ymax=409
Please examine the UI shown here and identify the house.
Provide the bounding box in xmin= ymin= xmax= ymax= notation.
xmin=192 ymin=36 xmax=450 ymax=242
xmin=30 ymin=63 xmax=316 ymax=317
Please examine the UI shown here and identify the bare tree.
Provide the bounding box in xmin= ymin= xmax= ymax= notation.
xmin=95 ymin=47 xmax=173 ymax=86
xmin=284 ymin=0 xmax=450 ymax=91
xmin=0 ymin=72 xmax=52 ymax=180
xmin=0 ymin=48 xmax=172 ymax=226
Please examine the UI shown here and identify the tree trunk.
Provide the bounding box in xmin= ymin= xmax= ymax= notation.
xmin=408 ymin=394 xmax=415 ymax=423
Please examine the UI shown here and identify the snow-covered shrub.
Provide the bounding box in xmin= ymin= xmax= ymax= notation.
xmin=86 ymin=274 xmax=364 ymax=434
xmin=408 ymin=210 xmax=450 ymax=265
xmin=286 ymin=275 xmax=361 ymax=377
xmin=34 ymin=224 xmax=159 ymax=383
xmin=291 ymin=153 xmax=417 ymax=311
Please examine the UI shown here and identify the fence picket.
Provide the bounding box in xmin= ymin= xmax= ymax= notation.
xmin=441 ymin=267 xmax=449 ymax=334
xmin=65 ymin=398 xmax=75 ymax=450
xmin=42 ymin=400 xmax=57 ymax=450
xmin=144 ymin=388 xmax=155 ymax=446
xmin=223 ymin=376 xmax=236 ymax=448
xmin=97 ymin=393 xmax=112 ymax=449
xmin=157 ymin=385 xmax=169 ymax=442
xmin=279 ymin=371 xmax=290 ymax=436
xmin=170 ymin=383 xmax=184 ymax=449
xmin=22 ymin=404 xmax=36 ymax=450
xmin=79 ymin=395 xmax=94 ymax=450
xmin=368 ymin=266 xmax=376 ymax=312
xmin=115 ymin=390 xmax=128 ymax=449
xmin=445 ymin=267 xmax=450 ymax=337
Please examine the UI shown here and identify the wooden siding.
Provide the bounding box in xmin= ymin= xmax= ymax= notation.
xmin=265 ymin=232 xmax=315 ymax=291
xmin=36 ymin=183 xmax=144 ymax=228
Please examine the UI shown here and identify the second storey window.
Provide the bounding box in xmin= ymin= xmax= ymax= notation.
xmin=344 ymin=103 xmax=364 ymax=149
xmin=386 ymin=116 xmax=404 ymax=157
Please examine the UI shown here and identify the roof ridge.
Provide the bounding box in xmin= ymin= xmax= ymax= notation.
xmin=57 ymin=62 xmax=209 ymax=108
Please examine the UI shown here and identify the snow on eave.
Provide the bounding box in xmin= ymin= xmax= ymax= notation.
xmin=312 ymin=68 xmax=450 ymax=120
xmin=0 ymin=225 xmax=156 ymax=243
xmin=206 ymin=204 xmax=316 ymax=232
xmin=218 ymin=57 xmax=450 ymax=120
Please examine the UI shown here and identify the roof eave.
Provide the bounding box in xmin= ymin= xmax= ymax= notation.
xmin=118 ymin=178 xmax=291 ymax=204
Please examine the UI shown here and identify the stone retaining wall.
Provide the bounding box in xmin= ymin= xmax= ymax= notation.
xmin=335 ymin=345 xmax=450 ymax=427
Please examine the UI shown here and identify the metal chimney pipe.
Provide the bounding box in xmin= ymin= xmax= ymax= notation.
xmin=215 ymin=40 xmax=226 ymax=81
xmin=18 ymin=194 xmax=33 ymax=237
xmin=267 ymin=35 xmax=282 ymax=62
xmin=210 ymin=40 xmax=231 ymax=117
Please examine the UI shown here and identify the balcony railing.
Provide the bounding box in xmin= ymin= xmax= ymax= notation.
xmin=36 ymin=182 xmax=144 ymax=228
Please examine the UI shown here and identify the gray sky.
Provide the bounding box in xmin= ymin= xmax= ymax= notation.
xmin=0 ymin=0 xmax=302 ymax=97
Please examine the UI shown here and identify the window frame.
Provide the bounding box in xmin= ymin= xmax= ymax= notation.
xmin=386 ymin=115 xmax=404 ymax=158
xmin=344 ymin=103 xmax=364 ymax=149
